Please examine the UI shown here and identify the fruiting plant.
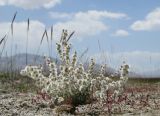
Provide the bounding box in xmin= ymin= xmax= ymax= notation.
xmin=20 ymin=30 xmax=129 ymax=113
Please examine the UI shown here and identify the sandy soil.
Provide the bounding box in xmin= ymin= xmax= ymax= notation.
xmin=0 ymin=88 xmax=160 ymax=116
xmin=0 ymin=80 xmax=160 ymax=116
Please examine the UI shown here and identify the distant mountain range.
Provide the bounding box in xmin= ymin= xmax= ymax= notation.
xmin=139 ymin=69 xmax=160 ymax=78
xmin=0 ymin=54 xmax=45 ymax=72
xmin=0 ymin=54 xmax=159 ymax=78
xmin=0 ymin=53 xmax=116 ymax=74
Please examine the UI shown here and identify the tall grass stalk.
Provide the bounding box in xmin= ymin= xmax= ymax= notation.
xmin=78 ymin=48 xmax=88 ymax=63
xmin=5 ymin=52 xmax=9 ymax=74
xmin=34 ymin=29 xmax=46 ymax=62
xmin=50 ymin=26 xmax=53 ymax=57
xmin=26 ymin=18 xmax=30 ymax=65
xmin=34 ymin=29 xmax=50 ymax=62
xmin=0 ymin=35 xmax=6 ymax=58
xmin=67 ymin=31 xmax=75 ymax=42
xmin=14 ymin=44 xmax=18 ymax=77
xmin=10 ymin=12 xmax=17 ymax=78
xmin=0 ymin=35 xmax=6 ymax=45
xmin=97 ymin=39 xmax=108 ymax=65
xmin=45 ymin=29 xmax=51 ymax=57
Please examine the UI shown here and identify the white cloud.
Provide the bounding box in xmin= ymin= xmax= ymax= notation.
xmin=74 ymin=10 xmax=128 ymax=20
xmin=0 ymin=20 xmax=49 ymax=55
xmin=49 ymin=12 xmax=72 ymax=19
xmin=53 ymin=18 xmax=107 ymax=40
xmin=50 ymin=10 xmax=128 ymax=20
xmin=131 ymin=8 xmax=160 ymax=31
xmin=0 ymin=0 xmax=5 ymax=5
xmin=0 ymin=0 xmax=61 ymax=9
xmin=93 ymin=51 xmax=160 ymax=74
xmin=112 ymin=29 xmax=129 ymax=37
xmin=0 ymin=10 xmax=128 ymax=54
xmin=50 ymin=10 xmax=128 ymax=40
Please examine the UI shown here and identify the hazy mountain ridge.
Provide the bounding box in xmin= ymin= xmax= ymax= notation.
xmin=0 ymin=54 xmax=159 ymax=78
xmin=0 ymin=54 xmax=45 ymax=72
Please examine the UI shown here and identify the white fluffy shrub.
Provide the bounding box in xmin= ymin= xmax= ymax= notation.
xmin=20 ymin=30 xmax=129 ymax=105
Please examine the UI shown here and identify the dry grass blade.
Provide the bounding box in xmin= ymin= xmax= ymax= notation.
xmin=0 ymin=35 xmax=6 ymax=45
xmin=67 ymin=31 xmax=75 ymax=42
xmin=11 ymin=12 xmax=17 ymax=35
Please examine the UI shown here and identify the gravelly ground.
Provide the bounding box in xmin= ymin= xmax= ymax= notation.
xmin=0 ymin=90 xmax=160 ymax=116
xmin=0 ymin=92 xmax=55 ymax=116
xmin=0 ymin=79 xmax=160 ymax=116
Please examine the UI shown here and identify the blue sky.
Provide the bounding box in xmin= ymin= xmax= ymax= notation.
xmin=0 ymin=0 xmax=160 ymax=74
